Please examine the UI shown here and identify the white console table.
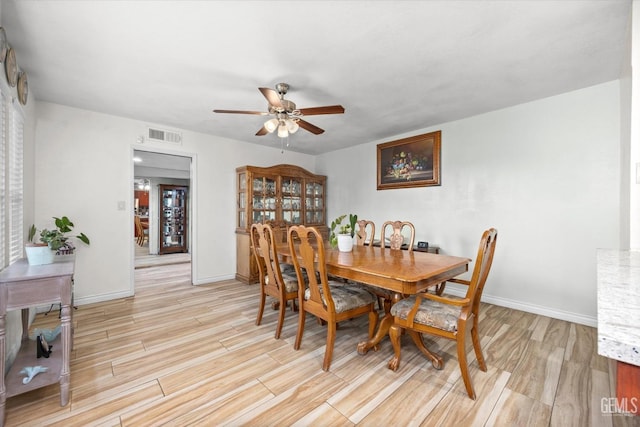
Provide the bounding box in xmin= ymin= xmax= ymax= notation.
xmin=0 ymin=259 xmax=74 ymax=426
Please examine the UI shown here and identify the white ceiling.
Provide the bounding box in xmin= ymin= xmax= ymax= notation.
xmin=134 ymin=150 xmax=191 ymax=177
xmin=2 ymin=0 xmax=631 ymax=155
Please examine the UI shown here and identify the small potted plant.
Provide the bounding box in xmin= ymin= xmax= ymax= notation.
xmin=25 ymin=224 xmax=52 ymax=265
xmin=329 ymin=214 xmax=357 ymax=252
xmin=25 ymin=216 xmax=90 ymax=265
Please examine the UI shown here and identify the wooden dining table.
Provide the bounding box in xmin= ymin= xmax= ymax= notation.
xmin=277 ymin=243 xmax=471 ymax=354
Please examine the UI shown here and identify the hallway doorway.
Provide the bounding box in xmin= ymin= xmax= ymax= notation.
xmin=133 ymin=149 xmax=193 ymax=286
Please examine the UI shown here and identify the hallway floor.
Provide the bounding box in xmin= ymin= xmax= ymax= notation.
xmin=134 ymin=241 xmax=191 ymax=269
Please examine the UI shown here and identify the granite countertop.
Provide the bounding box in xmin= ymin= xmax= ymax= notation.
xmin=597 ymin=249 xmax=640 ymax=366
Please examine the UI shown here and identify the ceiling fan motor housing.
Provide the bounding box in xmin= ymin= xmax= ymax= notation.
xmin=270 ymin=99 xmax=296 ymax=114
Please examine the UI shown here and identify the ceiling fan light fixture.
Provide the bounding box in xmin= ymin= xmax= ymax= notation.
xmin=286 ymin=119 xmax=299 ymax=134
xmin=277 ymin=123 xmax=289 ymax=138
xmin=264 ymin=118 xmax=279 ymax=133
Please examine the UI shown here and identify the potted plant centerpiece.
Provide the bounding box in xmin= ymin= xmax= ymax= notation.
xmin=329 ymin=214 xmax=357 ymax=252
xmin=25 ymin=216 xmax=90 ymax=265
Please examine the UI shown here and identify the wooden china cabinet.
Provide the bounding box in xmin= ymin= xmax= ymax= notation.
xmin=159 ymin=185 xmax=188 ymax=254
xmin=236 ymin=164 xmax=327 ymax=283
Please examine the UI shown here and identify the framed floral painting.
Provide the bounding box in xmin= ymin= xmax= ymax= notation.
xmin=377 ymin=130 xmax=441 ymax=190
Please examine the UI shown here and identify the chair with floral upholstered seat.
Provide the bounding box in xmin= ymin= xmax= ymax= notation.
xmin=387 ymin=228 xmax=498 ymax=400
xmin=288 ymin=225 xmax=378 ymax=371
xmin=251 ymin=223 xmax=299 ymax=339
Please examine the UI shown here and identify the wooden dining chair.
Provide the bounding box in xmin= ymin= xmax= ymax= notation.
xmin=134 ymin=215 xmax=148 ymax=247
xmin=265 ymin=219 xmax=295 ymax=276
xmin=349 ymin=219 xmax=386 ymax=306
xmin=381 ymin=220 xmax=415 ymax=251
xmin=387 ymin=228 xmax=498 ymax=400
xmin=250 ymin=223 xmax=299 ymax=339
xmin=288 ymin=225 xmax=378 ymax=371
xmin=355 ymin=219 xmax=375 ymax=247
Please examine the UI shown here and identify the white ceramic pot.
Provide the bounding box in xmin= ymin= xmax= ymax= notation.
xmin=25 ymin=244 xmax=54 ymax=265
xmin=337 ymin=234 xmax=354 ymax=252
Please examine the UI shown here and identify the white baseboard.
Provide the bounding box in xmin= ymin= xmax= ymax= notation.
xmin=46 ymin=275 xmax=235 ymax=311
xmin=57 ymin=277 xmax=598 ymax=328
xmin=192 ymin=273 xmax=236 ymax=286
xmin=73 ymin=290 xmax=134 ymax=307
xmin=445 ymin=287 xmax=597 ymax=327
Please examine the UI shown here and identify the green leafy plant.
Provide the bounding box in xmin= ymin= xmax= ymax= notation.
xmin=27 ymin=224 xmax=41 ymax=245
xmin=329 ymin=213 xmax=358 ymax=248
xmin=29 ymin=216 xmax=90 ymax=252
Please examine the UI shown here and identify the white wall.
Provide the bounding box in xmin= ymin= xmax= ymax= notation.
xmin=33 ymin=102 xmax=316 ymax=303
xmin=620 ymin=5 xmax=631 ymax=250
xmin=317 ymin=81 xmax=621 ymax=326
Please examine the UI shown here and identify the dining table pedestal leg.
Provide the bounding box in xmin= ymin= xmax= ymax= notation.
xmin=357 ymin=312 xmax=392 ymax=354
xmin=357 ymin=291 xmax=404 ymax=354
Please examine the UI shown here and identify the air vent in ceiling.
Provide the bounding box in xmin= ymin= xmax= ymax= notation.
xmin=147 ymin=127 xmax=182 ymax=144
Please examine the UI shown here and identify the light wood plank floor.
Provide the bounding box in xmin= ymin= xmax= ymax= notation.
xmin=134 ymin=241 xmax=190 ymax=269
xmin=5 ymin=263 xmax=638 ymax=426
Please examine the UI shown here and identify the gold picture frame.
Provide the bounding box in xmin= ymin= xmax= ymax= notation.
xmin=377 ymin=130 xmax=441 ymax=190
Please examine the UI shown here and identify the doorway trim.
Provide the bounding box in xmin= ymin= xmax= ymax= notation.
xmin=131 ymin=144 xmax=197 ymax=292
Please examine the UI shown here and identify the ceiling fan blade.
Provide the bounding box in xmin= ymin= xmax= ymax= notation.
xmin=298 ymin=105 xmax=345 ymax=116
xmin=255 ymin=126 xmax=268 ymax=136
xmin=297 ymin=119 xmax=325 ymax=135
xmin=259 ymin=87 xmax=283 ymax=109
xmin=213 ymin=109 xmax=268 ymax=115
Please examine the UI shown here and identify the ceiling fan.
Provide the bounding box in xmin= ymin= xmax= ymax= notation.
xmin=213 ymin=83 xmax=345 ymax=138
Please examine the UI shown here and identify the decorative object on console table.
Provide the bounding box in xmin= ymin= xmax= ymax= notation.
xmin=159 ymin=185 xmax=189 ymax=254
xmin=25 ymin=217 xmax=90 ymax=265
xmin=24 ymin=241 xmax=53 ymax=266
xmin=377 ymin=130 xmax=441 ymax=190
xmin=236 ymin=164 xmax=327 ymax=283
xmin=371 ymin=240 xmax=440 ymax=254
xmin=414 ymin=241 xmax=440 ymax=253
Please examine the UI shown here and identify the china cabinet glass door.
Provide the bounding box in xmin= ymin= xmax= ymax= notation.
xmin=281 ymin=176 xmax=302 ymax=224
xmin=237 ymin=172 xmax=247 ymax=229
xmin=159 ymin=185 xmax=188 ymax=254
xmin=252 ymin=175 xmax=277 ymax=224
xmin=305 ymin=180 xmax=324 ymax=224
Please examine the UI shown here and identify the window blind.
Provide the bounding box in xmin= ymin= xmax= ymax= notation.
xmin=8 ymin=99 xmax=23 ymax=264
xmin=0 ymin=91 xmax=5 ymax=269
